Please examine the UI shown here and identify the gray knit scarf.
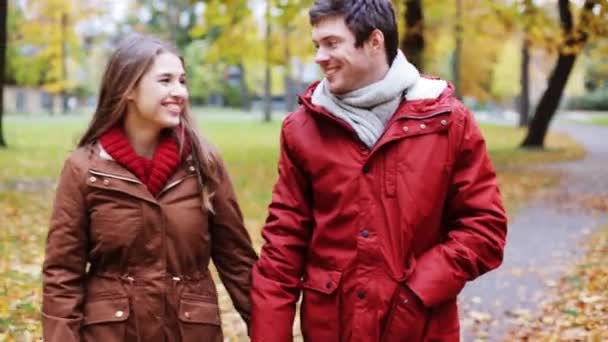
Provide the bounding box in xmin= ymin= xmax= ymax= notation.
xmin=312 ymin=50 xmax=420 ymax=148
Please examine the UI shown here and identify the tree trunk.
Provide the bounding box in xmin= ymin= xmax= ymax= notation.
xmin=0 ymin=0 xmax=7 ymax=148
xmin=519 ymin=38 xmax=530 ymax=127
xmin=401 ymin=0 xmax=424 ymax=70
xmin=237 ymin=62 xmax=250 ymax=110
xmin=521 ymin=54 xmax=577 ymax=147
xmin=283 ymin=26 xmax=297 ymax=112
xmin=61 ymin=12 xmax=68 ymax=114
xmin=519 ymin=0 xmax=533 ymax=127
xmin=521 ymin=0 xmax=596 ymax=147
xmin=452 ymin=0 xmax=463 ymax=99
xmin=263 ymin=0 xmax=272 ymax=122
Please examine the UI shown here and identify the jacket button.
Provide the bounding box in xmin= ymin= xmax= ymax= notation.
xmin=361 ymin=229 xmax=369 ymax=238
xmin=103 ymin=179 xmax=110 ymax=186
xmin=357 ymin=290 xmax=366 ymax=299
xmin=441 ymin=120 xmax=448 ymax=126
xmin=188 ymin=165 xmax=196 ymax=172
xmin=184 ymin=311 xmax=191 ymax=319
xmin=325 ymin=281 xmax=332 ymax=289
xmin=115 ymin=310 xmax=124 ymax=318
xmin=420 ymin=124 xmax=427 ymax=129
xmin=89 ymin=176 xmax=97 ymax=183
xmin=402 ymin=126 xmax=409 ymax=132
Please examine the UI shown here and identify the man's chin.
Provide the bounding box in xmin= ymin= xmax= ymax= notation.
xmin=327 ymin=81 xmax=346 ymax=95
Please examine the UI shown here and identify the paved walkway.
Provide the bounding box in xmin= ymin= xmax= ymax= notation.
xmin=459 ymin=120 xmax=608 ymax=341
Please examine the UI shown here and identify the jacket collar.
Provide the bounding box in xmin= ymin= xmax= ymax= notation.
xmin=99 ymin=144 xmax=114 ymax=161
xmin=88 ymin=143 xmax=196 ymax=203
xmin=299 ymin=77 xmax=455 ymax=121
xmin=92 ymin=143 xmax=141 ymax=183
xmin=99 ymin=143 xmax=193 ymax=162
xmin=297 ymin=77 xmax=456 ymax=157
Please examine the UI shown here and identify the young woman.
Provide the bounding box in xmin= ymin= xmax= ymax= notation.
xmin=41 ymin=34 xmax=257 ymax=342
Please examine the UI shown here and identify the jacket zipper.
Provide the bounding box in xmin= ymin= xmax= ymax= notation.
xmin=88 ymin=170 xmax=141 ymax=184
xmin=398 ymin=110 xmax=451 ymax=120
xmin=366 ymin=110 xmax=452 ymax=158
xmin=89 ymin=170 xmax=195 ymax=197
xmin=309 ymin=105 xmax=451 ymax=139
xmin=158 ymin=174 xmax=196 ymax=196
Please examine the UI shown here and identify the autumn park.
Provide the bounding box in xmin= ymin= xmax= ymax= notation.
xmin=1 ymin=0 xmax=607 ymax=341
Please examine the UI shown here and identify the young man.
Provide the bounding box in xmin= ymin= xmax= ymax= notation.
xmin=251 ymin=1 xmax=507 ymax=341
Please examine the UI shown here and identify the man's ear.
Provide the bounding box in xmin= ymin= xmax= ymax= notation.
xmin=368 ymin=29 xmax=385 ymax=53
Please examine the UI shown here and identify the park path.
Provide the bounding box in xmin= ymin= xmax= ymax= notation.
xmin=459 ymin=119 xmax=608 ymax=341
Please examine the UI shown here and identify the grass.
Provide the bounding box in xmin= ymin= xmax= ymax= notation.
xmin=0 ymin=112 xmax=585 ymax=340
xmin=481 ymin=124 xmax=585 ymax=166
xmin=568 ymin=112 xmax=608 ymax=127
xmin=0 ymin=115 xmax=584 ymax=184
xmin=590 ymin=115 xmax=608 ymax=126
xmin=479 ymin=124 xmax=585 ymax=214
xmin=0 ymin=114 xmax=282 ymax=244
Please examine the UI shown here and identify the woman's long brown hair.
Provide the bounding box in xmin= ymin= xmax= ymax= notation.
xmin=78 ymin=34 xmax=219 ymax=211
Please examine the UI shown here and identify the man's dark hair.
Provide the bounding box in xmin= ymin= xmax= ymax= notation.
xmin=309 ymin=0 xmax=398 ymax=65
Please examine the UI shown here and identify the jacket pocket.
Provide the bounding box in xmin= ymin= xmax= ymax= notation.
xmin=301 ymin=264 xmax=342 ymax=294
xmin=82 ymin=296 xmax=129 ymax=342
xmin=381 ymin=285 xmax=429 ymax=342
xmin=300 ymin=265 xmax=343 ymax=341
xmin=178 ymin=293 xmax=222 ymax=342
xmin=424 ymin=298 xmax=460 ymax=340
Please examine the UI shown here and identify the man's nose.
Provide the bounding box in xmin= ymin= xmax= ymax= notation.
xmin=314 ymin=48 xmax=330 ymax=64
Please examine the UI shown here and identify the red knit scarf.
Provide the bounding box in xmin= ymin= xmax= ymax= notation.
xmin=99 ymin=127 xmax=189 ymax=196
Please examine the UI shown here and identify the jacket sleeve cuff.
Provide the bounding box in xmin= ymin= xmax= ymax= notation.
xmin=406 ymin=245 xmax=467 ymax=307
xmin=250 ymin=304 xmax=295 ymax=342
xmin=250 ymin=268 xmax=298 ymax=342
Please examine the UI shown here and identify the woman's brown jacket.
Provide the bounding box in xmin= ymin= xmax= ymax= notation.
xmin=42 ymin=143 xmax=257 ymax=341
